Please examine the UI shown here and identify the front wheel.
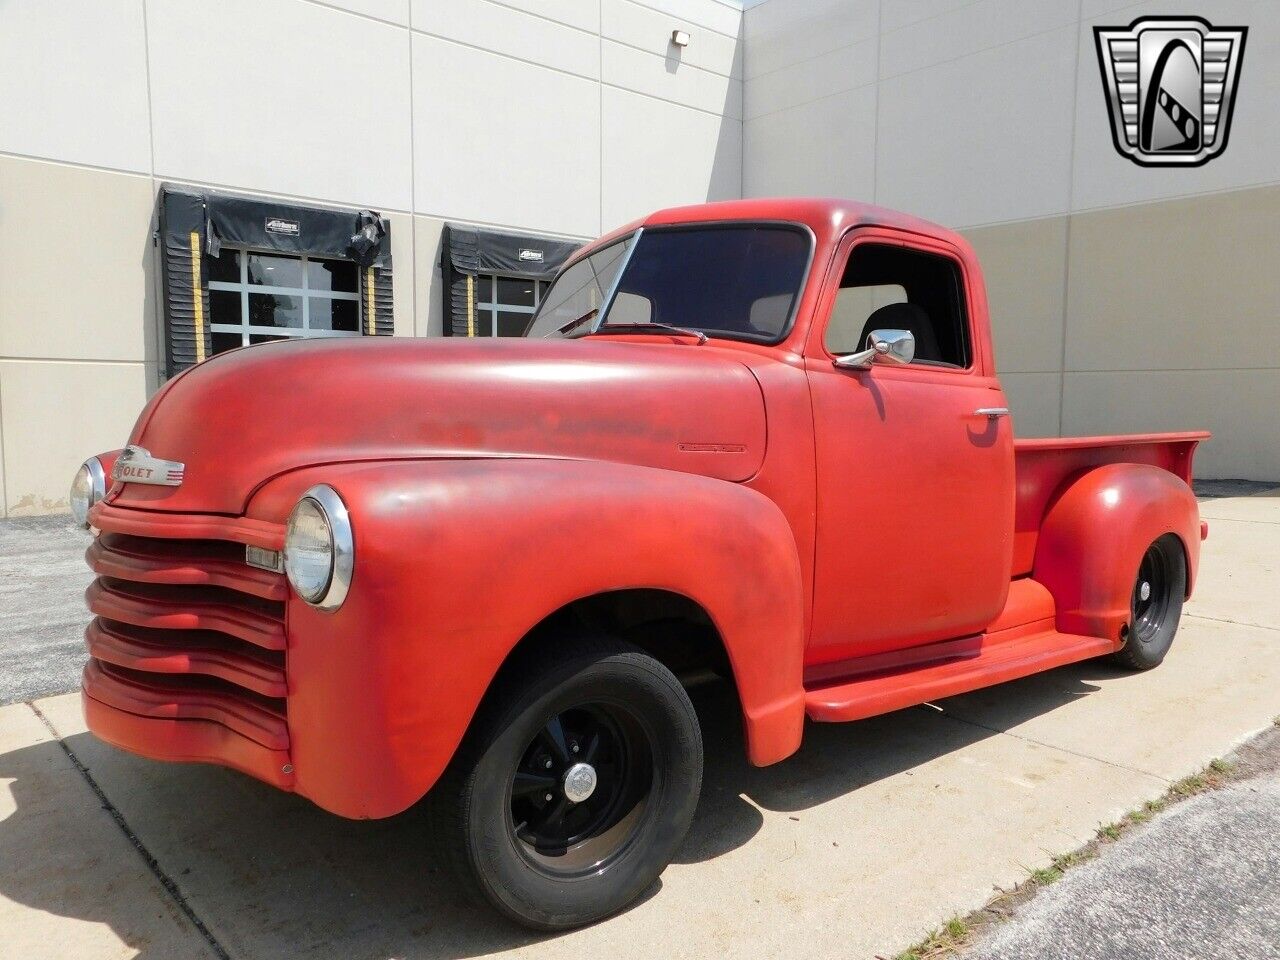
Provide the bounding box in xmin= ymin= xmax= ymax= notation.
xmin=1111 ymin=534 xmax=1187 ymax=670
xmin=429 ymin=638 xmax=703 ymax=930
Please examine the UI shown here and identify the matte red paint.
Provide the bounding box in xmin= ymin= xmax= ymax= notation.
xmin=79 ymin=198 xmax=1207 ymax=819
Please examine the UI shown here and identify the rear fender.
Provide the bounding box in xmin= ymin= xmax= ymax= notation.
xmin=249 ymin=458 xmax=806 ymax=819
xmin=1032 ymin=463 xmax=1200 ymax=643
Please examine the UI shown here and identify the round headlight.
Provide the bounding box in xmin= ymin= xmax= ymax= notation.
xmin=70 ymin=458 xmax=107 ymax=528
xmin=283 ymin=485 xmax=353 ymax=610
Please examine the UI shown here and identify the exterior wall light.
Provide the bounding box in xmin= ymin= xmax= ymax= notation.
xmin=671 ymin=29 xmax=690 ymax=47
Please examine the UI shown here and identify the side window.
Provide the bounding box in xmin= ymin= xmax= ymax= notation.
xmin=824 ymin=244 xmax=970 ymax=368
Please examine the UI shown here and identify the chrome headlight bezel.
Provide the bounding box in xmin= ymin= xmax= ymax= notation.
xmin=283 ymin=484 xmax=353 ymax=611
xmin=70 ymin=458 xmax=107 ymax=528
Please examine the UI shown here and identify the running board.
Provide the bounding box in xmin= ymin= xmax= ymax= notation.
xmin=803 ymin=629 xmax=1115 ymax=723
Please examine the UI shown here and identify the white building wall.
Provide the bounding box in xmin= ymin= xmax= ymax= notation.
xmin=0 ymin=0 xmax=743 ymax=515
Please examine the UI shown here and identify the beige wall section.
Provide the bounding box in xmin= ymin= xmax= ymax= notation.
xmin=1064 ymin=186 xmax=1280 ymax=375
xmin=0 ymin=157 xmax=157 ymax=364
xmin=1061 ymin=184 xmax=1280 ymax=479
xmin=0 ymin=361 xmax=149 ymax=515
xmin=958 ymin=184 xmax=1280 ymax=476
xmin=0 ymin=156 xmax=159 ymax=515
xmin=413 ymin=217 xmax=448 ymax=338
xmin=997 ymin=372 xmax=1062 ymax=440
xmin=963 ymin=216 xmax=1068 ymax=376
xmin=1064 ymin=370 xmax=1280 ymax=479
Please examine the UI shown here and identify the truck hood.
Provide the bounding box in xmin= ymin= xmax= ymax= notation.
xmin=107 ymin=337 xmax=768 ymax=515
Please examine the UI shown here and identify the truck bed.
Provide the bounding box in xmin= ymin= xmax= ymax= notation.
xmin=1012 ymin=431 xmax=1209 ymax=577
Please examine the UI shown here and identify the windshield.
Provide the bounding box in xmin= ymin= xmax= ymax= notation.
xmin=526 ymin=225 xmax=810 ymax=342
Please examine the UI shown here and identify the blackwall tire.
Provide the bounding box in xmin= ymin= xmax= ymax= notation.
xmin=1111 ymin=534 xmax=1187 ymax=671
xmin=428 ymin=637 xmax=703 ymax=930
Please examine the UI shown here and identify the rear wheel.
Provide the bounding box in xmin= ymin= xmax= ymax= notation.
xmin=429 ymin=638 xmax=702 ymax=930
xmin=1111 ymin=534 xmax=1186 ymax=670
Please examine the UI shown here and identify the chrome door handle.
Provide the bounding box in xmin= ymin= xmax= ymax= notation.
xmin=973 ymin=407 xmax=1010 ymax=418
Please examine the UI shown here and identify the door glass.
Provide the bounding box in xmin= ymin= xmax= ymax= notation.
xmin=496 ymin=277 xmax=537 ymax=308
xmin=828 ymin=244 xmax=970 ymax=367
xmin=248 ymin=292 xmax=303 ymax=328
xmin=307 ymin=259 xmax=358 ymax=293
xmin=311 ymin=298 xmax=360 ymax=332
xmin=208 ymin=249 xmax=240 ymax=283
xmin=827 ymin=284 xmax=906 ymax=355
xmin=247 ymin=253 xmax=304 ymax=288
xmin=495 ymin=310 xmax=531 ymax=336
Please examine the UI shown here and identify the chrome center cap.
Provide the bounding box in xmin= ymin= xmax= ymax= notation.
xmin=562 ymin=762 xmax=598 ymax=803
xmin=1140 ymin=581 xmax=1152 ymax=601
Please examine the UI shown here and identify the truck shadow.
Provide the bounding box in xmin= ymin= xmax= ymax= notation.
xmin=0 ymin=664 xmax=1112 ymax=959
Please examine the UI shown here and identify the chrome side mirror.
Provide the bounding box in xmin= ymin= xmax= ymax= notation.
xmin=833 ymin=329 xmax=915 ymax=370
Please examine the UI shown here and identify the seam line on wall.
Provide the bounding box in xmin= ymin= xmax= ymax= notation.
xmin=602 ymin=36 xmax=743 ymax=88
xmin=603 ymin=79 xmax=740 ymax=119
xmin=0 ymin=358 xmax=150 ymax=367
xmin=296 ymin=0 xmax=742 ymax=46
xmin=7 ymin=151 xmax=1277 ymax=238
xmin=738 ymin=7 xmax=745 ymax=199
xmin=406 ymin=2 xmax=420 ymax=337
xmin=615 ymin=0 xmax=742 ymax=43
xmin=871 ymin=0 xmax=882 ymax=203
xmin=949 ymin=174 xmax=1280 ymax=230
xmin=397 ymin=29 xmax=600 ymax=83
xmin=1058 ymin=0 xmax=1085 ymax=436
xmin=296 ymin=0 xmax=405 ymax=29
xmin=745 ymin=0 xmax=1019 ymax=84
xmin=1064 ymin=367 xmax=1280 ymax=375
xmin=600 ymin=0 xmax=605 ymax=233
xmin=750 ymin=17 xmax=1078 ymax=106
xmin=414 ymin=24 xmax=738 ymax=120
xmin=745 ymin=70 xmax=878 ymax=124
xmin=605 ymin=33 xmax=741 ymax=81
xmin=482 ymin=0 xmax=598 ymax=38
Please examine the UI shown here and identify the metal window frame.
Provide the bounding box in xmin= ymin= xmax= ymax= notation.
xmin=474 ymin=275 xmax=546 ymax=337
xmin=207 ymin=245 xmax=363 ymax=347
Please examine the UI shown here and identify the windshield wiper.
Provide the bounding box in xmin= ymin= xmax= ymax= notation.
xmin=552 ymin=308 xmax=598 ymax=337
xmin=594 ymin=322 xmax=707 ymax=344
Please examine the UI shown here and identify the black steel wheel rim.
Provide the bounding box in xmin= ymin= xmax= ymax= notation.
xmin=1132 ymin=542 xmax=1173 ymax=643
xmin=508 ymin=702 xmax=655 ymax=877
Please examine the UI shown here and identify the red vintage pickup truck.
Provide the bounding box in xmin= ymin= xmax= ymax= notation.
xmin=71 ymin=198 xmax=1207 ymax=929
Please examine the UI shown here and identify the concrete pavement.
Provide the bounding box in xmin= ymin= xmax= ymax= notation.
xmin=0 ymin=517 xmax=94 ymax=704
xmin=968 ymin=729 xmax=1280 ymax=960
xmin=0 ymin=484 xmax=1277 ymax=959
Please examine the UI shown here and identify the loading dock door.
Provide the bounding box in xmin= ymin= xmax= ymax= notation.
xmin=158 ymin=185 xmax=393 ymax=375
xmin=441 ymin=224 xmax=578 ymax=337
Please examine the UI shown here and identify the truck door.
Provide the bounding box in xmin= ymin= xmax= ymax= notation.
xmin=803 ymin=229 xmax=1015 ymax=667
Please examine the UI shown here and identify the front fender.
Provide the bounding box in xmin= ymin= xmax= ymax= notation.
xmin=1033 ymin=463 xmax=1200 ymax=643
xmin=248 ymin=458 xmax=806 ymax=819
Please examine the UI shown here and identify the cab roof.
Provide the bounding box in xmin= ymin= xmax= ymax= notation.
xmin=575 ymin=197 xmax=963 ymax=263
